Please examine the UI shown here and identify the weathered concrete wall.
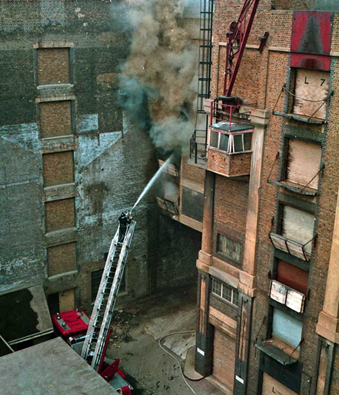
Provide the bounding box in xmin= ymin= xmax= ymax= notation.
xmin=0 ymin=1 xmax=201 ymax=313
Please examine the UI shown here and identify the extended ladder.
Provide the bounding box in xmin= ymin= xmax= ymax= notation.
xmin=81 ymin=220 xmax=136 ymax=371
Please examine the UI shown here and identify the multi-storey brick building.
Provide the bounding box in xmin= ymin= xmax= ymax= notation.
xmin=179 ymin=0 xmax=339 ymax=394
xmin=0 ymin=0 xmax=201 ymax=348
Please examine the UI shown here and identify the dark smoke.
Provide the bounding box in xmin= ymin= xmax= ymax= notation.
xmin=117 ymin=0 xmax=198 ymax=154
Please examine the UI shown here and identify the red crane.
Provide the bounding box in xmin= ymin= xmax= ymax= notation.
xmin=223 ymin=0 xmax=261 ymax=98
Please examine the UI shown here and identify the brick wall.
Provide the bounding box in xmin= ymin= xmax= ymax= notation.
xmin=214 ymin=175 xmax=249 ymax=236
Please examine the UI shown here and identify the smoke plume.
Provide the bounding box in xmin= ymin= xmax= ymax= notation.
xmin=118 ymin=0 xmax=198 ymax=154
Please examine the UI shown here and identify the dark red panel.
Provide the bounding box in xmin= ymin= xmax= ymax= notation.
xmin=277 ymin=260 xmax=308 ymax=295
xmin=291 ymin=11 xmax=333 ymax=56
xmin=290 ymin=53 xmax=331 ymax=71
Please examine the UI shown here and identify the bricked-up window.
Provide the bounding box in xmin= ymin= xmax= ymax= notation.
xmin=286 ymin=139 xmax=322 ymax=191
xmin=45 ymin=198 xmax=75 ymax=233
xmin=47 ymin=242 xmax=76 ymax=277
xmin=217 ymin=234 xmax=241 ymax=263
xmin=272 ymin=308 xmax=302 ymax=349
xmin=43 ymin=151 xmax=74 ymax=187
xmin=40 ymin=101 xmax=73 ymax=138
xmin=37 ymin=48 xmax=70 ymax=85
xmin=212 ymin=279 xmax=239 ymax=307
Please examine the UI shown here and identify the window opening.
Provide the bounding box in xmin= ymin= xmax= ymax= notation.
xmin=272 ymin=308 xmax=302 ymax=349
xmin=217 ymin=234 xmax=242 ymax=263
xmin=212 ymin=279 xmax=239 ymax=307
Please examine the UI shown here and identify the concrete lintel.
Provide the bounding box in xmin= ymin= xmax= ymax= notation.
xmin=45 ymin=227 xmax=78 ymax=247
xmin=179 ymin=214 xmax=203 ymax=232
xmin=239 ymin=271 xmax=256 ymax=288
xmin=33 ymin=42 xmax=74 ymax=49
xmin=181 ymin=178 xmax=204 ymax=194
xmin=45 ymin=271 xmax=78 ymax=294
xmin=198 ymin=250 xmax=213 ymax=266
xmin=250 ymin=108 xmax=271 ymax=126
xmin=316 ymin=311 xmax=339 ymax=343
xmin=196 ymin=259 xmax=210 ymax=274
xmin=43 ymin=183 xmax=77 ymax=202
xmin=40 ymin=135 xmax=76 ymax=154
xmin=212 ymin=256 xmax=241 ymax=279
xmin=36 ymin=95 xmax=75 ymax=103
xmin=209 ymin=266 xmax=239 ymax=289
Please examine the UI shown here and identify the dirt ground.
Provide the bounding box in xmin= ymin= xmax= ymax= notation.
xmin=106 ymin=284 xmax=224 ymax=395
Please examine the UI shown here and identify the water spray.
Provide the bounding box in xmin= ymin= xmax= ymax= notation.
xmin=131 ymin=155 xmax=172 ymax=212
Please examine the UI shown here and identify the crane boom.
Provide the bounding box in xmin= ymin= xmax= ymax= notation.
xmin=223 ymin=0 xmax=260 ymax=98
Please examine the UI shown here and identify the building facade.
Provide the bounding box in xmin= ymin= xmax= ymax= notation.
xmin=184 ymin=0 xmax=339 ymax=394
xmin=0 ymin=0 xmax=201 ymax=347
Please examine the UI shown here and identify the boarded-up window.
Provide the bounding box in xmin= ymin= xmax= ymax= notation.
xmin=293 ymin=69 xmax=329 ymax=120
xmin=40 ymin=101 xmax=72 ymax=138
xmin=43 ymin=151 xmax=74 ymax=187
xmin=286 ymin=139 xmax=322 ymax=190
xmin=272 ymin=308 xmax=302 ymax=348
xmin=213 ymin=328 xmax=236 ymax=390
xmin=282 ymin=206 xmax=314 ymax=255
xmin=37 ymin=48 xmax=70 ymax=85
xmin=277 ymin=260 xmax=308 ymax=295
xmin=45 ymin=198 xmax=75 ymax=233
xmin=47 ymin=242 xmax=76 ymax=277
xmin=217 ymin=234 xmax=241 ymax=263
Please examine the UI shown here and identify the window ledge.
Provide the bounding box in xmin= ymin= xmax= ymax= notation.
xmin=268 ymin=179 xmax=318 ymax=196
xmin=208 ymin=146 xmax=253 ymax=155
xmin=256 ymin=339 xmax=298 ymax=366
xmin=273 ymin=112 xmax=325 ymax=125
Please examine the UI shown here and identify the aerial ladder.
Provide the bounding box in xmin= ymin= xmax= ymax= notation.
xmin=81 ymin=216 xmax=136 ymax=372
xmin=52 ymin=214 xmax=136 ymax=394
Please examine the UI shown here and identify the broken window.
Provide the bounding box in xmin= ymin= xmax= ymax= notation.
xmin=272 ymin=308 xmax=303 ymax=349
xmin=212 ymin=279 xmax=239 ymax=307
xmin=286 ymin=139 xmax=322 ymax=191
xmin=270 ymin=206 xmax=315 ymax=261
xmin=217 ymin=234 xmax=242 ymax=263
xmin=282 ymin=206 xmax=314 ymax=256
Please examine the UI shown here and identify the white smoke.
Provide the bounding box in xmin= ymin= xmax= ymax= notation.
xmin=117 ymin=0 xmax=198 ymax=154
